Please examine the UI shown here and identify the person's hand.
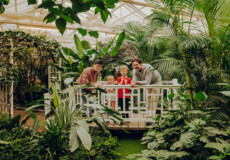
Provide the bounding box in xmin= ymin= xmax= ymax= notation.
xmin=94 ymin=83 xmax=102 ymax=88
xmin=130 ymin=81 xmax=138 ymax=87
xmin=124 ymin=79 xmax=127 ymax=84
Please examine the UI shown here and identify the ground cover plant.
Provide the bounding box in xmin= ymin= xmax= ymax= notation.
xmin=0 ymin=81 xmax=121 ymax=159
xmin=129 ymin=91 xmax=230 ymax=160
xmin=0 ymin=112 xmax=120 ymax=160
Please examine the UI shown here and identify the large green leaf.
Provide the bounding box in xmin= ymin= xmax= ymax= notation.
xmin=55 ymin=18 xmax=66 ymax=35
xmin=194 ymin=91 xmax=207 ymax=101
xmin=77 ymin=126 xmax=92 ymax=150
xmin=62 ymin=47 xmax=79 ymax=59
xmin=70 ymin=13 xmax=81 ymax=24
xmin=81 ymin=40 xmax=92 ymax=50
xmin=205 ymin=143 xmax=229 ymax=153
xmin=0 ymin=140 xmax=10 ymax=144
xmin=0 ymin=6 xmax=5 ymax=14
xmin=88 ymin=31 xmax=99 ymax=38
xmin=74 ymin=34 xmax=84 ymax=57
xmin=3 ymin=0 xmax=10 ymax=5
xmin=92 ymin=118 xmax=108 ymax=132
xmin=26 ymin=104 xmax=44 ymax=111
xmin=106 ymin=0 xmax=117 ymax=8
xmin=77 ymin=119 xmax=89 ymax=131
xmin=100 ymin=9 xmax=109 ymax=23
xmin=44 ymin=12 xmax=57 ymax=23
xmin=102 ymin=34 xmax=117 ymax=54
xmin=204 ymin=127 xmax=228 ymax=136
xmin=60 ymin=13 xmax=73 ymax=23
xmin=38 ymin=0 xmax=55 ymax=9
xmin=49 ymin=8 xmax=59 ymax=14
xmin=93 ymin=0 xmax=106 ymax=10
xmin=110 ymin=31 xmax=125 ymax=57
xmin=95 ymin=7 xmax=101 ymax=14
xmin=51 ymin=83 xmax=59 ymax=108
xmin=69 ymin=125 xmax=80 ymax=152
xmin=219 ymin=91 xmax=230 ymax=97
xmin=168 ymin=93 xmax=175 ymax=99
xmin=32 ymin=118 xmax=39 ymax=136
xmin=171 ymin=132 xmax=197 ymax=150
xmin=77 ymin=28 xmax=87 ymax=37
xmin=27 ymin=0 xmax=36 ymax=5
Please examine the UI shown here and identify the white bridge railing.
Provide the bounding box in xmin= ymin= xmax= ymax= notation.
xmin=45 ymin=79 xmax=181 ymax=123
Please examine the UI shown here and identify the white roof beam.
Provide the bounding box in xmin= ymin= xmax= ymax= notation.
xmin=120 ymin=0 xmax=156 ymax=8
xmin=126 ymin=3 xmax=146 ymax=18
xmin=0 ymin=20 xmax=117 ymax=34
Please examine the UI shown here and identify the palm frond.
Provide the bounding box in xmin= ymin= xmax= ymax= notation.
xmin=178 ymin=35 xmax=210 ymax=50
xmin=207 ymin=110 xmax=230 ymax=127
xmin=202 ymin=95 xmax=227 ymax=108
xmin=152 ymin=55 xmax=183 ymax=78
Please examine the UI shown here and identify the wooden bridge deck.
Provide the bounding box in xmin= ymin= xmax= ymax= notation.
xmin=88 ymin=113 xmax=155 ymax=130
xmin=88 ymin=121 xmax=153 ymax=130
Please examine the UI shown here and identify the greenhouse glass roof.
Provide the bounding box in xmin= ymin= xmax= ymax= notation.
xmin=0 ymin=0 xmax=154 ymax=47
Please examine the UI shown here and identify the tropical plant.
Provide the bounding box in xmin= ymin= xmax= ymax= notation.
xmin=0 ymin=0 xmax=9 ymax=14
xmin=26 ymin=82 xmax=92 ymax=154
xmin=26 ymin=0 xmax=119 ymax=34
xmin=120 ymin=0 xmax=230 ymax=107
xmin=26 ymin=81 xmax=122 ymax=155
xmin=129 ymin=91 xmax=230 ymax=160
xmin=148 ymin=0 xmax=230 ymax=89
xmin=0 ymin=113 xmax=120 ymax=160
xmin=118 ymin=21 xmax=166 ymax=64
xmin=58 ymin=31 xmax=125 ymax=81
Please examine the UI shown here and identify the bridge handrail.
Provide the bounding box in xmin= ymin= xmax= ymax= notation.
xmin=44 ymin=79 xmax=181 ymax=123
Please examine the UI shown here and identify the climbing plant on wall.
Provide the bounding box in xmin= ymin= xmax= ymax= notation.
xmin=0 ymin=30 xmax=60 ymax=106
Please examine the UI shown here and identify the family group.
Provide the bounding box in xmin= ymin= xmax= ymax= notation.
xmin=76 ymin=58 xmax=162 ymax=118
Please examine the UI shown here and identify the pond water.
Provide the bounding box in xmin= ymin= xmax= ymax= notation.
xmin=112 ymin=131 xmax=146 ymax=160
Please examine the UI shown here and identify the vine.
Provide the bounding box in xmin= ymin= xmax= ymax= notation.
xmin=0 ymin=30 xmax=60 ymax=106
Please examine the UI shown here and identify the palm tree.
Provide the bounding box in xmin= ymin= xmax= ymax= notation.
xmin=121 ymin=0 xmax=230 ymax=105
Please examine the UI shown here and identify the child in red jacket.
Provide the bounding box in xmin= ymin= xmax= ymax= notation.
xmin=117 ymin=65 xmax=131 ymax=118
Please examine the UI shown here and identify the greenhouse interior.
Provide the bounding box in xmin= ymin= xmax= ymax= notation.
xmin=0 ymin=0 xmax=230 ymax=159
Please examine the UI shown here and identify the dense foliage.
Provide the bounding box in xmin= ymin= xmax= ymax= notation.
xmin=122 ymin=0 xmax=230 ymax=103
xmin=27 ymin=0 xmax=119 ymax=34
xmin=59 ymin=32 xmax=125 ymax=81
xmin=129 ymin=92 xmax=230 ymax=160
xmin=0 ymin=112 xmax=120 ymax=160
xmin=0 ymin=0 xmax=9 ymax=14
xmin=0 ymin=30 xmax=59 ymax=105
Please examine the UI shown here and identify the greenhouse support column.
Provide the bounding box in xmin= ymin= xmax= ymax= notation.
xmin=9 ymin=39 xmax=14 ymax=116
xmin=48 ymin=65 xmax=51 ymax=88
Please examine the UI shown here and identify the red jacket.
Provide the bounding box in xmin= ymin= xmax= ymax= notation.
xmin=117 ymin=76 xmax=131 ymax=98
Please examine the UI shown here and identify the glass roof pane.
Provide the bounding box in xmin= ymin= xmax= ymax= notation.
xmin=0 ymin=0 xmax=154 ymax=46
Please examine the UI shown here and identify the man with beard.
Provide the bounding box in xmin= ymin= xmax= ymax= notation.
xmin=130 ymin=57 xmax=161 ymax=121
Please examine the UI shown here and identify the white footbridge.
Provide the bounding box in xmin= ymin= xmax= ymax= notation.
xmin=44 ymin=79 xmax=181 ymax=130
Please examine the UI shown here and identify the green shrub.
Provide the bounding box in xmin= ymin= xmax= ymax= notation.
xmin=0 ymin=123 xmax=120 ymax=160
xmin=71 ymin=129 xmax=120 ymax=160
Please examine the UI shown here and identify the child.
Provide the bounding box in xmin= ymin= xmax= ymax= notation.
xmin=117 ymin=65 xmax=131 ymax=118
xmin=106 ymin=76 xmax=116 ymax=110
